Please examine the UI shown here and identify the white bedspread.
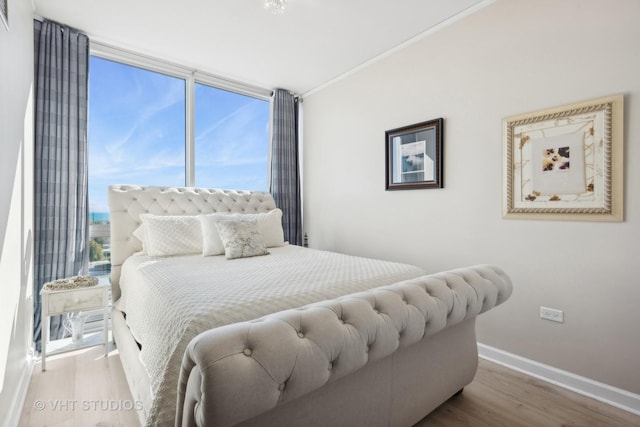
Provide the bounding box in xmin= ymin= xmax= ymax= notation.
xmin=117 ymin=245 xmax=425 ymax=426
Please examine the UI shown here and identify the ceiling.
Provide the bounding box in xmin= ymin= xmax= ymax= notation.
xmin=34 ymin=0 xmax=487 ymax=95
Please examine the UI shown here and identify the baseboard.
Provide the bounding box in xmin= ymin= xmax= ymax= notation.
xmin=478 ymin=343 xmax=640 ymax=417
xmin=2 ymin=355 xmax=34 ymax=427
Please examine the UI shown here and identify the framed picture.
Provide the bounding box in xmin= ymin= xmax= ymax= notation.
xmin=0 ymin=0 xmax=7 ymax=30
xmin=503 ymin=94 xmax=623 ymax=221
xmin=385 ymin=118 xmax=443 ymax=190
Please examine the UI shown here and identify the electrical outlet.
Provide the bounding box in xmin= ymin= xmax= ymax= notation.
xmin=540 ymin=306 xmax=564 ymax=323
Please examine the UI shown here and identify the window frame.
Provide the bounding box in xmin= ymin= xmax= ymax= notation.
xmin=90 ymin=41 xmax=273 ymax=187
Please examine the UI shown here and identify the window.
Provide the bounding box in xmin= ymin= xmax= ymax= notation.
xmin=87 ymin=51 xmax=270 ymax=279
xmin=88 ymin=56 xmax=187 ymax=277
xmin=194 ymin=83 xmax=269 ymax=189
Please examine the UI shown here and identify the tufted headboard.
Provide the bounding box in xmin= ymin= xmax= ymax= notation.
xmin=108 ymin=185 xmax=277 ymax=300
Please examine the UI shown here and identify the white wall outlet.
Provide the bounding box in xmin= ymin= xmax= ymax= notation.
xmin=540 ymin=306 xmax=564 ymax=323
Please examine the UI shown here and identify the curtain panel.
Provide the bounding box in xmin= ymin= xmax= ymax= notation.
xmin=270 ymin=89 xmax=302 ymax=246
xmin=33 ymin=19 xmax=90 ymax=351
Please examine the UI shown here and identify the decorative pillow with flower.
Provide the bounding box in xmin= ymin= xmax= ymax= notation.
xmin=200 ymin=209 xmax=284 ymax=257
xmin=215 ymin=218 xmax=269 ymax=260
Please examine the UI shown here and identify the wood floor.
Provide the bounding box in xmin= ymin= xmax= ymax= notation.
xmin=19 ymin=343 xmax=139 ymax=427
xmin=418 ymin=360 xmax=640 ymax=427
xmin=19 ymin=346 xmax=640 ymax=427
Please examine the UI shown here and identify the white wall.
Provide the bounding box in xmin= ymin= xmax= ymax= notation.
xmin=0 ymin=0 xmax=34 ymax=420
xmin=303 ymin=0 xmax=640 ymax=395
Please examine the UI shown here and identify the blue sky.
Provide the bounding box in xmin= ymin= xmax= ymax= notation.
xmin=88 ymin=56 xmax=270 ymax=213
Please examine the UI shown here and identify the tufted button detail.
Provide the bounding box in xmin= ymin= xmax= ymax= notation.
xmin=297 ymin=331 xmax=304 ymax=338
xmin=373 ymin=308 xmax=380 ymax=314
xmin=105 ymin=186 xmax=513 ymax=420
xmin=167 ymin=262 xmax=512 ymax=425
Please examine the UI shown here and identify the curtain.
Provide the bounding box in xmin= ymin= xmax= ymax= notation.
xmin=270 ymin=89 xmax=302 ymax=246
xmin=33 ymin=19 xmax=90 ymax=351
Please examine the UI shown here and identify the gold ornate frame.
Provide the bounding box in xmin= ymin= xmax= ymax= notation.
xmin=503 ymin=94 xmax=623 ymax=221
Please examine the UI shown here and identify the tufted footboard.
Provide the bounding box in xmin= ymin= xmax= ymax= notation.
xmin=176 ymin=264 xmax=512 ymax=427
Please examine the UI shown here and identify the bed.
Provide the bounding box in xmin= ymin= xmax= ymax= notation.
xmin=108 ymin=185 xmax=512 ymax=427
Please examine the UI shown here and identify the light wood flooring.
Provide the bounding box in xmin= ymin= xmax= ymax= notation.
xmin=19 ymin=345 xmax=640 ymax=427
xmin=19 ymin=343 xmax=139 ymax=427
xmin=418 ymin=360 xmax=640 ymax=427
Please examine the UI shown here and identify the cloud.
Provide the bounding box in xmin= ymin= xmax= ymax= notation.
xmin=195 ymin=99 xmax=269 ymax=166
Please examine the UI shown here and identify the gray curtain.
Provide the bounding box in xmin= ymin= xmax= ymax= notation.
xmin=270 ymin=89 xmax=302 ymax=246
xmin=33 ymin=19 xmax=90 ymax=351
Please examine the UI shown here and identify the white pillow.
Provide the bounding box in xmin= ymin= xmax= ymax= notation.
xmin=215 ymin=218 xmax=269 ymax=260
xmin=139 ymin=214 xmax=202 ymax=257
xmin=200 ymin=212 xmax=229 ymax=256
xmin=253 ymin=209 xmax=285 ymax=248
xmin=200 ymin=209 xmax=285 ymax=256
xmin=133 ymin=223 xmax=147 ymax=253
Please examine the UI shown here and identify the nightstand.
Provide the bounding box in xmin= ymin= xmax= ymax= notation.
xmin=40 ymin=284 xmax=110 ymax=371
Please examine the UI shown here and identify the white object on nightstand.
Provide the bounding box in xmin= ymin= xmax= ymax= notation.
xmin=40 ymin=283 xmax=110 ymax=371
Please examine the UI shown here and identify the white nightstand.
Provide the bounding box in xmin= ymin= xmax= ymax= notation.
xmin=40 ymin=284 xmax=110 ymax=371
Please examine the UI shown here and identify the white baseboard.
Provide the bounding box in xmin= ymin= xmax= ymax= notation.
xmin=478 ymin=343 xmax=640 ymax=417
xmin=3 ymin=355 xmax=34 ymax=427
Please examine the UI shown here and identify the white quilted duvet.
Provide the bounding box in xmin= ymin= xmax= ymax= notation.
xmin=116 ymin=244 xmax=426 ymax=426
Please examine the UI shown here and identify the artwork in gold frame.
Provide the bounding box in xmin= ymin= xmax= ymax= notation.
xmin=503 ymin=94 xmax=623 ymax=221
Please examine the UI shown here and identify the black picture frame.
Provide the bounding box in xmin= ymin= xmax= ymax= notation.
xmin=385 ymin=118 xmax=443 ymax=190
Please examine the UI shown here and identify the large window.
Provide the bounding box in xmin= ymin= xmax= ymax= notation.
xmin=87 ymin=52 xmax=270 ymax=278
xmin=194 ymin=83 xmax=269 ymax=189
